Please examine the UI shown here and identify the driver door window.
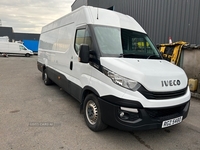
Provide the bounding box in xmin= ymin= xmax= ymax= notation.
xmin=74 ymin=28 xmax=92 ymax=54
xmin=19 ymin=45 xmax=26 ymax=50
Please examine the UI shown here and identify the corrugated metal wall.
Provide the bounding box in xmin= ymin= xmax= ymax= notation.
xmin=71 ymin=0 xmax=88 ymax=11
xmin=73 ymin=0 xmax=200 ymax=45
xmin=0 ymin=27 xmax=15 ymax=42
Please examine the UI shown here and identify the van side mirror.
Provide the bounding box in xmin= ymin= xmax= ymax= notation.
xmin=79 ymin=44 xmax=90 ymax=63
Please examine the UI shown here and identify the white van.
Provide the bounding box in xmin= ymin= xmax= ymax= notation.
xmin=0 ymin=36 xmax=9 ymax=42
xmin=0 ymin=42 xmax=33 ymax=57
xmin=37 ymin=6 xmax=190 ymax=131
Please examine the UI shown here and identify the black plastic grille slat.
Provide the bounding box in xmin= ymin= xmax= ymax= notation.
xmin=138 ymin=86 xmax=187 ymax=100
xmin=146 ymin=103 xmax=187 ymax=119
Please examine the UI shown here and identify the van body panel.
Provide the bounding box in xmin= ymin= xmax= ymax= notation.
xmin=100 ymin=57 xmax=188 ymax=92
xmin=89 ymin=61 xmax=190 ymax=108
xmin=87 ymin=7 xmax=146 ymax=33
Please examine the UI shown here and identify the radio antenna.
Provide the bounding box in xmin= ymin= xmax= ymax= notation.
xmin=97 ymin=8 xmax=99 ymax=19
xmin=97 ymin=0 xmax=99 ymax=19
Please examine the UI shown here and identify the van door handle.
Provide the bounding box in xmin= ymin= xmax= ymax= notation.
xmin=70 ymin=61 xmax=73 ymax=70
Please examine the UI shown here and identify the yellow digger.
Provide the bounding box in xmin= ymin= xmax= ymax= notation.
xmin=158 ymin=41 xmax=188 ymax=65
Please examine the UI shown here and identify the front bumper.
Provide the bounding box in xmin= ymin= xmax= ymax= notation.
xmin=98 ymin=96 xmax=190 ymax=131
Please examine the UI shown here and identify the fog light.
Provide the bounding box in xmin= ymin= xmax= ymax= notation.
xmin=119 ymin=107 xmax=140 ymax=122
xmin=120 ymin=111 xmax=124 ymax=117
xmin=119 ymin=111 xmax=129 ymax=120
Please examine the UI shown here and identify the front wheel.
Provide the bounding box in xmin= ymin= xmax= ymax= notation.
xmin=83 ymin=94 xmax=107 ymax=132
xmin=25 ymin=53 xmax=30 ymax=57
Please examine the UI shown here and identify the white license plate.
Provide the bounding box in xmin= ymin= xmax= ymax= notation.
xmin=162 ymin=116 xmax=183 ymax=128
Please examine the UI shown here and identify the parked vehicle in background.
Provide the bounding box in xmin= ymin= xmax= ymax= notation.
xmin=0 ymin=36 xmax=9 ymax=42
xmin=0 ymin=42 xmax=33 ymax=57
xmin=37 ymin=6 xmax=190 ymax=132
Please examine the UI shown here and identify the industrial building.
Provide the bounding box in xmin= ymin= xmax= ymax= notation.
xmin=0 ymin=26 xmax=40 ymax=52
xmin=72 ymin=0 xmax=200 ymax=45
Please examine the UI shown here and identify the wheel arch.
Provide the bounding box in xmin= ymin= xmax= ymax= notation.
xmin=37 ymin=61 xmax=46 ymax=73
xmin=41 ymin=65 xmax=47 ymax=80
xmin=80 ymin=86 xmax=100 ymax=113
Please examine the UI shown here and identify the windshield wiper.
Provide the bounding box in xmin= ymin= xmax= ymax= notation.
xmin=119 ymin=53 xmax=137 ymax=58
xmin=119 ymin=53 xmax=150 ymax=59
xmin=119 ymin=53 xmax=162 ymax=59
xmin=147 ymin=54 xmax=162 ymax=59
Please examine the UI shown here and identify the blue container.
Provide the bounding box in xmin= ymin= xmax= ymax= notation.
xmin=23 ymin=40 xmax=39 ymax=53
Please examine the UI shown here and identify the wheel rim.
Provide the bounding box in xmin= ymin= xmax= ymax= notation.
xmin=86 ymin=100 xmax=98 ymax=125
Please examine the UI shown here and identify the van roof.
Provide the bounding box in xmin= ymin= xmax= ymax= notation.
xmin=42 ymin=6 xmax=146 ymax=34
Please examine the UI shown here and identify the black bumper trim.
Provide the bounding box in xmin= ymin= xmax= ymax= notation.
xmin=100 ymin=95 xmax=143 ymax=108
xmin=98 ymin=96 xmax=190 ymax=131
xmin=37 ymin=61 xmax=44 ymax=72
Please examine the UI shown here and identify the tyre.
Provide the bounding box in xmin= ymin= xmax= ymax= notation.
xmin=43 ymin=69 xmax=52 ymax=85
xmin=25 ymin=53 xmax=30 ymax=57
xmin=83 ymin=94 xmax=107 ymax=132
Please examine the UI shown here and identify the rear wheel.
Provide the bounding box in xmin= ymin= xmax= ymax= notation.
xmin=2 ymin=53 xmax=8 ymax=57
xmin=43 ymin=69 xmax=52 ymax=85
xmin=83 ymin=94 xmax=107 ymax=132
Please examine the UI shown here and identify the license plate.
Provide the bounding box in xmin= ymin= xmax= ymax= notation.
xmin=162 ymin=116 xmax=183 ymax=128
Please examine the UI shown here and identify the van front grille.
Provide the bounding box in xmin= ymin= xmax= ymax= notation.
xmin=138 ymin=86 xmax=187 ymax=100
xmin=145 ymin=102 xmax=188 ymax=119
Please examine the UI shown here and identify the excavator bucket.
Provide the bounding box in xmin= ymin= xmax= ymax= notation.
xmin=158 ymin=41 xmax=188 ymax=65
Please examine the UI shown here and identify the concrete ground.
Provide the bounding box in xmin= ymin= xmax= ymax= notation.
xmin=0 ymin=56 xmax=200 ymax=150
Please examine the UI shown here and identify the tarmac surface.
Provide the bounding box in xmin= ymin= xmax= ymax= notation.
xmin=0 ymin=55 xmax=200 ymax=150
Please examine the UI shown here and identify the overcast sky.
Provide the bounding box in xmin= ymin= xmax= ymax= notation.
xmin=0 ymin=0 xmax=75 ymax=33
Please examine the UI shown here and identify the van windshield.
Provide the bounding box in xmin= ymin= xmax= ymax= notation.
xmin=93 ymin=26 xmax=161 ymax=59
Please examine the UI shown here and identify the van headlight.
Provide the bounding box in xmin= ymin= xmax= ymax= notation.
xmin=102 ymin=67 xmax=141 ymax=91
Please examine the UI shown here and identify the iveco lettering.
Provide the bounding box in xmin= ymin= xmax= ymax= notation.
xmin=37 ymin=6 xmax=191 ymax=131
xmin=161 ymin=80 xmax=181 ymax=87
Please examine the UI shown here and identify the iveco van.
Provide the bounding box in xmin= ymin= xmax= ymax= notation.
xmin=37 ymin=6 xmax=190 ymax=131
